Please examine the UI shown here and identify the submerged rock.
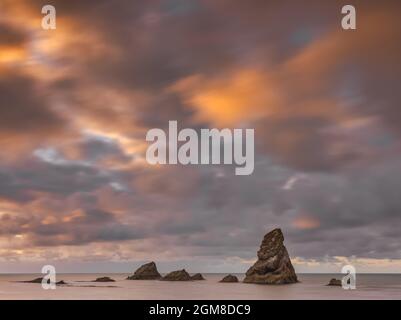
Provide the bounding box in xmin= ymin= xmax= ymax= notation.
xmin=191 ymin=273 xmax=206 ymax=280
xmin=23 ymin=277 xmax=43 ymax=283
xmin=21 ymin=278 xmax=66 ymax=285
xmin=327 ymin=278 xmax=342 ymax=286
xmin=93 ymin=277 xmax=115 ymax=282
xmin=162 ymin=269 xmax=191 ymax=281
xmin=127 ymin=261 xmax=162 ymax=280
xmin=243 ymin=228 xmax=298 ymax=284
xmin=220 ymin=275 xmax=239 ymax=283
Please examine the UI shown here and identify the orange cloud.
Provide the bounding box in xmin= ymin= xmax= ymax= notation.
xmin=292 ymin=216 xmax=320 ymax=230
xmin=170 ymin=70 xmax=282 ymax=127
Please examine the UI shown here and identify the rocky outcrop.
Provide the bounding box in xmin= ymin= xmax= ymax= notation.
xmin=20 ymin=278 xmax=67 ymax=285
xmin=93 ymin=277 xmax=115 ymax=282
xmin=243 ymin=228 xmax=298 ymax=284
xmin=220 ymin=274 xmax=239 ymax=283
xmin=127 ymin=261 xmax=162 ymax=280
xmin=161 ymin=269 xmax=191 ymax=281
xmin=327 ymin=278 xmax=342 ymax=286
xmin=22 ymin=277 xmax=43 ymax=283
xmin=191 ymin=273 xmax=205 ymax=280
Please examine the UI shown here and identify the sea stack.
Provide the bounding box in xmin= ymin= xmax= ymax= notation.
xmin=243 ymin=228 xmax=298 ymax=284
xmin=127 ymin=261 xmax=162 ymax=280
xmin=162 ymin=269 xmax=191 ymax=281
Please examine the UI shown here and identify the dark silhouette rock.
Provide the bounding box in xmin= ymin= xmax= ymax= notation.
xmin=20 ymin=278 xmax=66 ymax=285
xmin=243 ymin=228 xmax=298 ymax=284
xmin=127 ymin=261 xmax=162 ymax=280
xmin=191 ymin=273 xmax=206 ymax=280
xmin=327 ymin=278 xmax=342 ymax=286
xmin=23 ymin=277 xmax=43 ymax=283
xmin=161 ymin=269 xmax=191 ymax=281
xmin=220 ymin=274 xmax=239 ymax=283
xmin=93 ymin=277 xmax=115 ymax=282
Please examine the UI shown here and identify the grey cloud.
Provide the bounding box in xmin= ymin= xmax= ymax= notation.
xmin=0 ymin=159 xmax=110 ymax=202
xmin=0 ymin=208 xmax=144 ymax=246
xmin=78 ymin=136 xmax=133 ymax=163
xmin=0 ymin=71 xmax=65 ymax=135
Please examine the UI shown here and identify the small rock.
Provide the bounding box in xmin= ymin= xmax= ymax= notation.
xmin=127 ymin=261 xmax=162 ymax=280
xmin=93 ymin=277 xmax=115 ymax=282
xmin=162 ymin=269 xmax=191 ymax=281
xmin=20 ymin=278 xmax=67 ymax=285
xmin=190 ymin=273 xmax=206 ymax=280
xmin=23 ymin=278 xmax=44 ymax=283
xmin=220 ymin=274 xmax=239 ymax=283
xmin=24 ymin=277 xmax=44 ymax=283
xmin=327 ymin=278 xmax=342 ymax=286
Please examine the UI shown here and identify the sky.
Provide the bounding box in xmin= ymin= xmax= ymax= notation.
xmin=0 ymin=0 xmax=401 ymax=273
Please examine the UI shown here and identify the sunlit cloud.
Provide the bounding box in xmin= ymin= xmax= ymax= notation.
xmin=0 ymin=0 xmax=400 ymax=273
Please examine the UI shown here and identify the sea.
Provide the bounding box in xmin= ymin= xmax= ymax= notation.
xmin=0 ymin=273 xmax=400 ymax=300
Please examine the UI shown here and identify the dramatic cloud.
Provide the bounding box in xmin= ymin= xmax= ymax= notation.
xmin=0 ymin=0 xmax=400 ymax=272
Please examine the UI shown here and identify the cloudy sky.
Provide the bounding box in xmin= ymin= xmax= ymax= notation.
xmin=0 ymin=0 xmax=400 ymax=273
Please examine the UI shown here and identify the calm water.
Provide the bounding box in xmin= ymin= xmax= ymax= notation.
xmin=0 ymin=273 xmax=400 ymax=300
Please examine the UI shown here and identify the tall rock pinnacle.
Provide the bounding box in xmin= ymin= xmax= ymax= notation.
xmin=243 ymin=228 xmax=298 ymax=284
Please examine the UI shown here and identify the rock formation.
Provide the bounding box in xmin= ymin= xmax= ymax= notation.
xmin=191 ymin=273 xmax=206 ymax=280
xmin=20 ymin=278 xmax=67 ymax=285
xmin=220 ymin=274 xmax=239 ymax=283
xmin=23 ymin=277 xmax=43 ymax=283
xmin=93 ymin=277 xmax=115 ymax=282
xmin=327 ymin=278 xmax=342 ymax=286
xmin=161 ymin=269 xmax=191 ymax=281
xmin=127 ymin=261 xmax=162 ymax=280
xmin=243 ymin=228 xmax=298 ymax=284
